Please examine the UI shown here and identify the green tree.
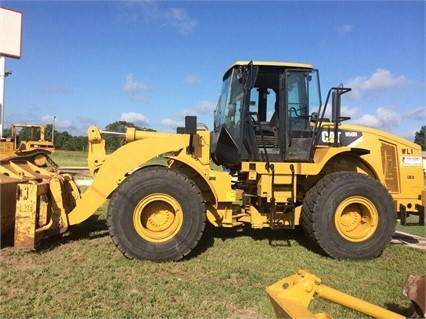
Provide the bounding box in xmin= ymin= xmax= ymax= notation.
xmin=414 ymin=126 xmax=425 ymax=151
xmin=103 ymin=121 xmax=155 ymax=153
xmin=54 ymin=131 xmax=72 ymax=150
xmin=74 ymin=135 xmax=87 ymax=151
xmin=17 ymin=127 xmax=36 ymax=141
xmin=2 ymin=127 xmax=11 ymax=138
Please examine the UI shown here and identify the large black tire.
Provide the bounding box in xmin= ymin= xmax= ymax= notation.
xmin=107 ymin=166 xmax=206 ymax=262
xmin=301 ymin=172 xmax=395 ymax=260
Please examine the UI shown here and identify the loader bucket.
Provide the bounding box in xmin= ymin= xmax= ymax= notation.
xmin=0 ymin=159 xmax=80 ymax=249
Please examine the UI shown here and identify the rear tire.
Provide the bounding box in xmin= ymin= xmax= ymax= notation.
xmin=301 ymin=172 xmax=395 ymax=259
xmin=107 ymin=166 xmax=206 ymax=262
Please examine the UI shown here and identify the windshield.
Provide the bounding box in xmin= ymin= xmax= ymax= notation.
xmin=214 ymin=68 xmax=244 ymax=140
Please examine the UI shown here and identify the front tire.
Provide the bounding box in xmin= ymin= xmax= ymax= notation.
xmin=301 ymin=172 xmax=395 ymax=259
xmin=107 ymin=166 xmax=206 ymax=262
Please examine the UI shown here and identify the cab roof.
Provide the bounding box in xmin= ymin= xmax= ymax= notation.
xmin=225 ymin=60 xmax=314 ymax=77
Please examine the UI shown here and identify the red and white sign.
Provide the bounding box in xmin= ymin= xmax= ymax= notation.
xmin=0 ymin=7 xmax=23 ymax=59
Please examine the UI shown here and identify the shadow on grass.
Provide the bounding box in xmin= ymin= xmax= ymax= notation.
xmin=384 ymin=302 xmax=418 ymax=318
xmin=36 ymin=214 xmax=109 ymax=252
xmin=186 ymin=223 xmax=321 ymax=260
xmin=2 ymin=215 xmax=324 ymax=260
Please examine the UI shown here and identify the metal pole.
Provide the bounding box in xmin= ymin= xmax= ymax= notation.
xmin=0 ymin=55 xmax=6 ymax=138
xmin=52 ymin=116 xmax=56 ymax=144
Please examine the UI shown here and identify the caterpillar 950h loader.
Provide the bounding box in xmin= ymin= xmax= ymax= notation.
xmin=1 ymin=61 xmax=425 ymax=261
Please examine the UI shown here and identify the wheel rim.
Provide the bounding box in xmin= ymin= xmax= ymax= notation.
xmin=334 ymin=197 xmax=378 ymax=242
xmin=133 ymin=193 xmax=183 ymax=243
xmin=34 ymin=154 xmax=47 ymax=166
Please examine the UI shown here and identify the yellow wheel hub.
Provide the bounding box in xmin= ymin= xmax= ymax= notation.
xmin=334 ymin=197 xmax=378 ymax=242
xmin=34 ymin=154 xmax=47 ymax=167
xmin=133 ymin=193 xmax=183 ymax=243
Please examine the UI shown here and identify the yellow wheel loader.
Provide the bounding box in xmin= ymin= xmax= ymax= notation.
xmin=1 ymin=61 xmax=425 ymax=262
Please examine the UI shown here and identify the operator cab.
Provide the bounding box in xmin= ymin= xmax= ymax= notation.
xmin=211 ymin=61 xmax=321 ymax=169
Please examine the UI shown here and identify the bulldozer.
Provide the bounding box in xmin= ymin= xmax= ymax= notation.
xmin=1 ymin=61 xmax=425 ymax=262
xmin=0 ymin=123 xmax=56 ymax=167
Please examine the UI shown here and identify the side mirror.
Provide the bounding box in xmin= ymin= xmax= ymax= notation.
xmin=331 ymin=90 xmax=340 ymax=123
xmin=331 ymin=86 xmax=351 ymax=123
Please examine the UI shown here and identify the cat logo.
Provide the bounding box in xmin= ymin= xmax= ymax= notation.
xmin=319 ymin=129 xmax=363 ymax=147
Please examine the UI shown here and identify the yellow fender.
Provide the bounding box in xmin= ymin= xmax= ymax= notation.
xmin=67 ymin=127 xmax=190 ymax=225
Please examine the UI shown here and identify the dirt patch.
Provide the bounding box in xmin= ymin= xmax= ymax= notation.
xmin=230 ymin=307 xmax=263 ymax=319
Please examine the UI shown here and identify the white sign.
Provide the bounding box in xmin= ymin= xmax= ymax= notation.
xmin=400 ymin=156 xmax=422 ymax=167
xmin=0 ymin=7 xmax=23 ymax=59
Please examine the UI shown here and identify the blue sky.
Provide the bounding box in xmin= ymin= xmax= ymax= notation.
xmin=2 ymin=0 xmax=425 ymax=141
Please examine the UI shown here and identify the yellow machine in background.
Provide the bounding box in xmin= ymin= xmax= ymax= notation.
xmin=0 ymin=123 xmax=55 ymax=167
xmin=266 ymin=270 xmax=425 ymax=319
xmin=1 ymin=61 xmax=425 ymax=262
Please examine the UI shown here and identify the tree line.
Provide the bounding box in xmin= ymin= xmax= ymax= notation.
xmin=3 ymin=121 xmax=155 ymax=153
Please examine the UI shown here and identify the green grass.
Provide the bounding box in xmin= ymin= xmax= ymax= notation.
xmin=51 ymin=150 xmax=168 ymax=167
xmin=51 ymin=150 xmax=88 ymax=167
xmin=395 ymin=214 xmax=426 ymax=237
xmin=1 ymin=205 xmax=425 ymax=318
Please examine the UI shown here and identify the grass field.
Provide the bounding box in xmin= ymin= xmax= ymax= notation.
xmin=1 ymin=211 xmax=424 ymax=318
xmin=51 ymin=149 xmax=90 ymax=167
xmin=2 ymin=150 xmax=423 ymax=318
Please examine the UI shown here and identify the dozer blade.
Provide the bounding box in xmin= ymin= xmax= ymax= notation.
xmin=1 ymin=159 xmax=80 ymax=249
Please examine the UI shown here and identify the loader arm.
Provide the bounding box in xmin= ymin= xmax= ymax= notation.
xmin=266 ymin=270 xmax=412 ymax=319
xmin=67 ymin=126 xmax=191 ymax=225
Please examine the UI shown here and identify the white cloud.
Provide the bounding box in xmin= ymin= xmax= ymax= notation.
xmin=120 ymin=112 xmax=150 ymax=126
xmin=322 ymin=104 xmax=359 ymax=120
xmin=123 ymin=74 xmax=153 ymax=93
xmin=163 ymin=7 xmax=198 ymax=34
xmin=350 ymin=107 xmax=400 ymax=130
xmin=40 ymin=115 xmax=72 ymax=129
xmin=337 ymin=24 xmax=353 ymax=37
xmin=184 ymin=75 xmax=201 ymax=85
xmin=158 ymin=100 xmax=215 ymax=132
xmin=161 ymin=118 xmax=184 ymax=131
xmin=39 ymin=115 xmax=86 ymax=136
xmin=404 ymin=106 xmax=426 ymax=121
xmin=346 ymin=69 xmax=407 ymax=100
xmin=120 ymin=2 xmax=197 ymax=34
xmin=123 ymin=74 xmax=153 ymax=103
xmin=195 ymin=100 xmax=216 ymax=114
xmin=180 ymin=108 xmax=196 ymax=117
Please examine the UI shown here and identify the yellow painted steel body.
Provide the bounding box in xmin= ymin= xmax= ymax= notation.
xmin=266 ymin=270 xmax=406 ymax=319
xmin=67 ymin=126 xmax=234 ymax=226
xmin=2 ymin=119 xmax=424 ymax=248
xmin=70 ymin=119 xmax=424 ymax=230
